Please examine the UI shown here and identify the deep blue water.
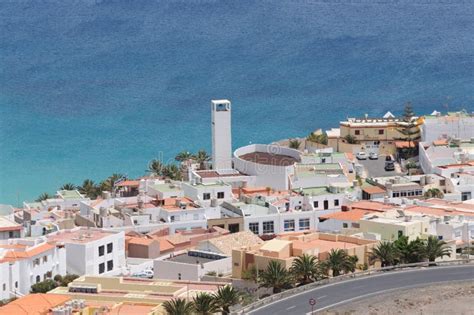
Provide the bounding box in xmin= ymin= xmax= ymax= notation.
xmin=1 ymin=0 xmax=473 ymax=205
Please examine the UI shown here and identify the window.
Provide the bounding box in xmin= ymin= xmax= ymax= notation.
xmin=323 ymin=200 xmax=329 ymax=210
xmin=334 ymin=199 xmax=339 ymax=206
xmin=99 ymin=263 xmax=105 ymax=274
xmin=462 ymin=192 xmax=472 ymax=201
xmin=9 ymin=231 xmax=14 ymax=238
xmin=203 ymin=193 xmax=211 ymax=200
xmin=33 ymin=258 xmax=40 ymax=266
xmin=2 ymin=284 xmax=5 ymax=291
xmin=398 ymin=230 xmax=403 ymax=238
xmin=284 ymin=220 xmax=295 ymax=232
xmin=217 ymin=192 xmax=225 ymax=199
xmin=378 ymin=129 xmax=384 ymax=135
xmin=107 ymin=243 xmax=113 ymax=254
xmin=170 ymin=215 xmax=175 ymax=222
xmin=393 ymin=192 xmax=400 ymax=197
xmin=43 ymin=256 xmax=48 ymax=263
xmin=313 ymin=201 xmax=319 ymax=208
xmin=440 ymin=179 xmax=445 ymax=186
xmin=178 ymin=273 xmax=182 ymax=280
xmin=343 ymin=223 xmax=348 ymax=228
xmin=262 ymin=221 xmax=274 ymax=234
xmin=355 ymin=130 xmax=360 ymax=135
xmin=299 ymin=218 xmax=310 ymax=230
xmin=15 ymin=281 xmax=18 ymax=288
xmin=249 ymin=223 xmax=259 ymax=235
xmin=98 ymin=245 xmax=105 ymax=256
xmin=36 ymin=275 xmax=40 ymax=283
xmin=107 ymin=260 xmax=114 ymax=271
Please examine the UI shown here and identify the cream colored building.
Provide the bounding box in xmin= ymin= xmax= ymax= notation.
xmin=232 ymin=232 xmax=377 ymax=278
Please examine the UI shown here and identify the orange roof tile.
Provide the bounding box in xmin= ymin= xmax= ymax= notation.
xmin=394 ymin=141 xmax=416 ymax=149
xmin=319 ymin=209 xmax=376 ymax=221
xmin=362 ymin=186 xmax=386 ymax=194
xmin=433 ymin=139 xmax=448 ymax=146
xmin=158 ymin=239 xmax=175 ymax=252
xmin=349 ymin=200 xmax=393 ymax=212
xmin=0 ymin=243 xmax=55 ymax=263
xmin=0 ymin=294 xmax=70 ymax=315
xmin=127 ymin=237 xmax=158 ymax=246
xmin=116 ymin=180 xmax=140 ymax=187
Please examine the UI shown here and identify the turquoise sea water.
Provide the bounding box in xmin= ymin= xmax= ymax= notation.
xmin=1 ymin=0 xmax=473 ymax=205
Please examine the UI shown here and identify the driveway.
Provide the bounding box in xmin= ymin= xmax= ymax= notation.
xmin=356 ymin=155 xmax=403 ymax=178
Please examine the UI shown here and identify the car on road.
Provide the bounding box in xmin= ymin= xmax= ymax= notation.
xmin=369 ymin=152 xmax=378 ymax=160
xmin=385 ymin=155 xmax=393 ymax=162
xmin=385 ymin=161 xmax=395 ymax=171
xmin=356 ymin=152 xmax=367 ymax=160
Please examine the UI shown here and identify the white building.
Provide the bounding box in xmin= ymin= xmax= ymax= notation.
xmin=0 ymin=238 xmax=66 ymax=299
xmin=154 ymin=250 xmax=231 ymax=281
xmin=46 ymin=228 xmax=125 ymax=276
xmin=211 ymin=99 xmax=233 ymax=170
xmin=0 ymin=216 xmax=23 ymax=240
xmin=421 ymin=111 xmax=474 ymax=143
xmin=181 ymin=181 xmax=233 ymax=207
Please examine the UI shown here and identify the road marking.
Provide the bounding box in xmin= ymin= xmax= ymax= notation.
xmin=286 ymin=306 xmax=296 ymax=310
xmin=318 ymin=295 xmax=327 ymax=299
xmin=307 ymin=279 xmax=474 ymax=314
xmin=247 ymin=265 xmax=474 ymax=314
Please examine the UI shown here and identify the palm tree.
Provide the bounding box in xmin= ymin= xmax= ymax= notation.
xmin=79 ymin=179 xmax=99 ymax=199
xmin=258 ymin=260 xmax=292 ymax=293
xmin=423 ymin=236 xmax=451 ymax=263
xmin=424 ymin=188 xmax=444 ymax=199
xmin=290 ymin=254 xmax=322 ymax=285
xmin=36 ymin=192 xmax=52 ymax=202
xmin=369 ymin=241 xmax=399 ymax=267
xmin=194 ymin=150 xmax=210 ymax=170
xmin=394 ymin=236 xmax=425 ymax=264
xmin=60 ymin=183 xmax=76 ymax=191
xmin=99 ymin=173 xmax=124 ymax=193
xmin=213 ymin=285 xmax=241 ymax=315
xmin=148 ymin=159 xmax=164 ymax=177
xmin=323 ymin=249 xmax=354 ymax=277
xmin=162 ymin=164 xmax=182 ymax=181
xmin=288 ymin=139 xmax=301 ymax=150
xmin=193 ymin=292 xmax=219 ymax=315
xmin=344 ymin=134 xmax=358 ymax=144
xmin=175 ymin=151 xmax=193 ymax=162
xmin=307 ymin=132 xmax=328 ymax=145
xmin=162 ymin=298 xmax=193 ymax=315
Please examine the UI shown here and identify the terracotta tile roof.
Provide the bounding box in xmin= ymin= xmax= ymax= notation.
xmin=158 ymin=239 xmax=175 ymax=252
xmin=433 ymin=139 xmax=448 ymax=146
xmin=349 ymin=201 xmax=394 ymax=212
xmin=127 ymin=237 xmax=157 ymax=246
xmin=116 ymin=180 xmax=140 ymax=187
xmin=0 ymin=243 xmax=55 ymax=263
xmin=362 ymin=186 xmax=386 ymax=194
xmin=0 ymin=294 xmax=70 ymax=315
xmin=319 ymin=209 xmax=376 ymax=221
xmin=394 ymin=141 xmax=416 ymax=149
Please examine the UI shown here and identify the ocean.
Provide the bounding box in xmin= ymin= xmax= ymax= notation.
xmin=1 ymin=0 xmax=473 ymax=205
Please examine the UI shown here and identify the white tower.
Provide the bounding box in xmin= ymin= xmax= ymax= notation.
xmin=211 ymin=99 xmax=232 ymax=170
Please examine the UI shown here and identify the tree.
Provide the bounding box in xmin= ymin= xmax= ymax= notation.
xmin=99 ymin=173 xmax=124 ymax=193
xmin=258 ymin=260 xmax=292 ymax=293
xmin=322 ymin=249 xmax=355 ymax=277
xmin=424 ymin=188 xmax=444 ymax=199
xmin=394 ymin=236 xmax=425 ymax=264
xmin=307 ymin=132 xmax=328 ymax=145
xmin=35 ymin=192 xmax=52 ymax=202
xmin=148 ymin=159 xmax=164 ymax=177
xmin=397 ymin=102 xmax=420 ymax=157
xmin=344 ymin=255 xmax=359 ymax=274
xmin=369 ymin=241 xmax=399 ymax=267
xmin=59 ymin=183 xmax=76 ymax=191
xmin=162 ymin=164 xmax=182 ymax=181
xmin=288 ymin=139 xmax=301 ymax=150
xmin=192 ymin=292 xmax=219 ymax=315
xmin=175 ymin=151 xmax=193 ymax=162
xmin=290 ymin=254 xmax=323 ymax=285
xmin=423 ymin=236 xmax=451 ymax=263
xmin=194 ymin=150 xmax=210 ymax=170
xmin=241 ymin=265 xmax=258 ymax=282
xmin=162 ymin=298 xmax=193 ymax=315
xmin=30 ymin=279 xmax=57 ymax=293
xmin=79 ymin=179 xmax=99 ymax=199
xmin=54 ymin=274 xmax=79 ymax=286
xmin=343 ymin=134 xmax=358 ymax=144
xmin=213 ymin=285 xmax=241 ymax=315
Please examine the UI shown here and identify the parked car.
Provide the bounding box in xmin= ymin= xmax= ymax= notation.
xmin=356 ymin=152 xmax=367 ymax=160
xmin=369 ymin=152 xmax=378 ymax=160
xmin=385 ymin=155 xmax=393 ymax=162
xmin=132 ymin=269 xmax=154 ymax=279
xmin=385 ymin=161 xmax=395 ymax=171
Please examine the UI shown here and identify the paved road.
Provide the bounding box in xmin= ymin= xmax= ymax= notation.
xmin=248 ymin=265 xmax=474 ymax=315
xmin=357 ymin=155 xmax=402 ymax=178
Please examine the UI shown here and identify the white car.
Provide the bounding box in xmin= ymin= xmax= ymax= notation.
xmin=132 ymin=270 xmax=154 ymax=279
xmin=369 ymin=152 xmax=378 ymax=160
xmin=356 ymin=152 xmax=367 ymax=160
